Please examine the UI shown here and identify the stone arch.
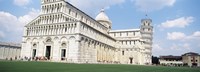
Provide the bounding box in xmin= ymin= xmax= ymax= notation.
xmin=54 ymin=37 xmax=59 ymax=41
xmin=60 ymin=37 xmax=68 ymax=60
xmin=47 ymin=5 xmax=49 ymax=13
xmin=26 ymin=38 xmax=31 ymax=42
xmin=68 ymin=36 xmax=76 ymax=46
xmin=45 ymin=37 xmax=52 ymax=43
xmin=68 ymin=36 xmax=76 ymax=60
xmin=60 ymin=36 xmax=67 ymax=43
xmin=51 ymin=4 xmax=53 ymax=13
xmin=69 ymin=36 xmax=76 ymax=40
xmin=31 ymin=37 xmax=39 ymax=56
xmin=32 ymin=38 xmax=38 ymax=42
xmin=55 ymin=4 xmax=57 ymax=9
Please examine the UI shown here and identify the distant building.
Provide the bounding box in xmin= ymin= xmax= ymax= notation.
xmin=159 ymin=52 xmax=200 ymax=67
xmin=159 ymin=55 xmax=183 ymax=66
xmin=0 ymin=42 xmax=21 ymax=60
xmin=182 ymin=52 xmax=200 ymax=67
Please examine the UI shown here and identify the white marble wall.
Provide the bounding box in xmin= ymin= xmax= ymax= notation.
xmin=21 ymin=0 xmax=153 ymax=65
xmin=0 ymin=45 xmax=21 ymax=60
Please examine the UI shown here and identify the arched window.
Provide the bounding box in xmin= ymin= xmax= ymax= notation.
xmin=69 ymin=9 xmax=71 ymax=14
xmin=75 ymin=13 xmax=78 ymax=17
xmin=148 ymin=28 xmax=151 ymax=31
xmin=61 ymin=43 xmax=66 ymax=47
xmin=122 ymin=51 xmax=124 ymax=55
xmin=33 ymin=43 xmax=37 ymax=47
xmin=81 ymin=16 xmax=83 ymax=20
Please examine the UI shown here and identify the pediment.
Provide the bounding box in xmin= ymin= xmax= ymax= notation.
xmin=26 ymin=13 xmax=78 ymax=27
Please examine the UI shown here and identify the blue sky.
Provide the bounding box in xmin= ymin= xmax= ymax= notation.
xmin=0 ymin=0 xmax=199 ymax=56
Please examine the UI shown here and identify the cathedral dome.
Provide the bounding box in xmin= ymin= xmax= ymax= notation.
xmin=95 ymin=9 xmax=111 ymax=23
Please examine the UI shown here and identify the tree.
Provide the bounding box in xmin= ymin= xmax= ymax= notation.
xmin=152 ymin=56 xmax=160 ymax=65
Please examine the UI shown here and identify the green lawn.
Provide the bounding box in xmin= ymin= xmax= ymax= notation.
xmin=0 ymin=61 xmax=199 ymax=72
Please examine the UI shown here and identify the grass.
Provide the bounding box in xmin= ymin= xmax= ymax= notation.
xmin=0 ymin=61 xmax=199 ymax=72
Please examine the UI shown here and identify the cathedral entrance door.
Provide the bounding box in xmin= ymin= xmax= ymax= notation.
xmin=61 ymin=49 xmax=66 ymax=60
xmin=129 ymin=57 xmax=133 ymax=64
xmin=32 ymin=49 xmax=36 ymax=57
xmin=45 ymin=46 xmax=51 ymax=60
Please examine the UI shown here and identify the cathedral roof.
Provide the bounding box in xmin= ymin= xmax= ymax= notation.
xmin=95 ymin=9 xmax=111 ymax=23
xmin=110 ymin=29 xmax=140 ymax=32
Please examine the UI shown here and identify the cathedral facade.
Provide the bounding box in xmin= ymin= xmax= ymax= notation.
xmin=21 ymin=0 xmax=153 ymax=65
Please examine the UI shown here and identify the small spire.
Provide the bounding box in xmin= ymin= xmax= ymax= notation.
xmin=144 ymin=10 xmax=150 ymax=19
xmin=145 ymin=14 xmax=149 ymax=19
xmin=100 ymin=8 xmax=105 ymax=12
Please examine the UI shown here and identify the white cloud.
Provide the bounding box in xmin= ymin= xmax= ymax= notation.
xmin=187 ymin=31 xmax=200 ymax=40
xmin=170 ymin=43 xmax=191 ymax=50
xmin=18 ymin=8 xmax=40 ymax=28
xmin=198 ymin=44 xmax=200 ymax=48
xmin=0 ymin=9 xmax=39 ymax=31
xmin=0 ymin=11 xmax=19 ymax=31
xmin=192 ymin=31 xmax=200 ymax=37
xmin=165 ymin=31 xmax=200 ymax=55
xmin=152 ymin=42 xmax=193 ymax=56
xmin=158 ymin=16 xmax=194 ymax=29
xmin=152 ymin=43 xmax=166 ymax=56
xmin=13 ymin=0 xmax=31 ymax=6
xmin=0 ymin=31 xmax=5 ymax=38
xmin=68 ymin=0 xmax=125 ymax=17
xmin=153 ymin=43 xmax=163 ymax=51
xmin=183 ymin=43 xmax=190 ymax=49
xmin=0 ymin=9 xmax=39 ymax=42
xmin=167 ymin=31 xmax=200 ymax=41
xmin=159 ymin=16 xmax=194 ymax=29
xmin=133 ymin=0 xmax=176 ymax=12
xmin=167 ymin=32 xmax=186 ymax=40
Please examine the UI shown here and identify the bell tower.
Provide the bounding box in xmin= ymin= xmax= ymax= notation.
xmin=140 ymin=15 xmax=153 ymax=65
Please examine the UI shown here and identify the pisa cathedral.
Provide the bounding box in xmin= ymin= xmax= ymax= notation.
xmin=21 ymin=0 xmax=153 ymax=65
